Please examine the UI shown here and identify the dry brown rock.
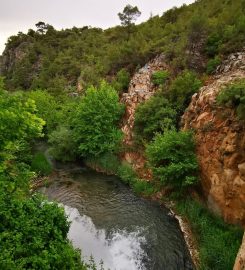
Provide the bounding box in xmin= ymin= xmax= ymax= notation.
xmin=120 ymin=54 xmax=168 ymax=177
xmin=182 ymin=64 xmax=245 ymax=226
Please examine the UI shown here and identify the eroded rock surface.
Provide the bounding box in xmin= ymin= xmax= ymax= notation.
xmin=121 ymin=54 xmax=168 ymax=178
xmin=182 ymin=52 xmax=245 ymax=226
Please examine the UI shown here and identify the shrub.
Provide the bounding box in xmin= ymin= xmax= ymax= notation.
xmin=132 ymin=180 xmax=156 ymax=196
xmin=31 ymin=152 xmax=52 ymax=176
xmin=175 ymin=198 xmax=243 ymax=270
xmin=27 ymin=90 xmax=60 ymax=134
xmin=168 ymin=70 xmax=202 ymax=112
xmin=117 ymin=162 xmax=138 ymax=185
xmin=217 ymin=79 xmax=245 ymax=120
xmin=134 ymin=94 xmax=177 ymax=144
xmin=0 ymin=193 xmax=89 ymax=270
xmin=48 ymin=126 xmax=77 ymax=162
xmin=112 ymin=68 xmax=130 ymax=93
xmin=146 ymin=130 xmax=199 ymax=190
xmin=72 ymin=81 xmax=124 ymax=157
xmin=206 ymin=56 xmax=221 ymax=74
xmin=85 ymin=152 xmax=121 ymax=174
xmin=151 ymin=70 xmax=169 ymax=86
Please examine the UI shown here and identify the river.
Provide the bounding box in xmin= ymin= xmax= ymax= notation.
xmin=39 ymin=166 xmax=194 ymax=270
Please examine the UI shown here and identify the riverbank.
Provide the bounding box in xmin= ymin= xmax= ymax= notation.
xmin=32 ymin=157 xmax=243 ymax=270
xmin=32 ymin=167 xmax=199 ymax=269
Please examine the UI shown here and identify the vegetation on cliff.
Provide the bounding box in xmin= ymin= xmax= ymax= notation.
xmin=0 ymin=82 xmax=97 ymax=269
xmin=0 ymin=0 xmax=245 ymax=269
xmin=1 ymin=0 xmax=245 ymax=92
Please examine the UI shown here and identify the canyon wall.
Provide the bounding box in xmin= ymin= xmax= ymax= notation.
xmin=182 ymin=52 xmax=245 ymax=226
xmin=120 ymin=54 xmax=168 ymax=178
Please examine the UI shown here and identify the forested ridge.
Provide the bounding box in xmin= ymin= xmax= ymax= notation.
xmin=0 ymin=0 xmax=245 ymax=269
xmin=1 ymin=0 xmax=245 ymax=92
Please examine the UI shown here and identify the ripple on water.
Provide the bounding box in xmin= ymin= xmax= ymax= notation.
xmin=65 ymin=205 xmax=148 ymax=270
xmin=40 ymin=169 xmax=194 ymax=270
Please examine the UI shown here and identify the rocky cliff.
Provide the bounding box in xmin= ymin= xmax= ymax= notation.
xmin=120 ymin=54 xmax=168 ymax=178
xmin=182 ymin=51 xmax=245 ymax=226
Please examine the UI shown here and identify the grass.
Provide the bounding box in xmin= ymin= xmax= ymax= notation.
xmin=86 ymin=153 xmax=243 ymax=269
xmin=85 ymin=153 xmax=121 ymax=175
xmin=31 ymin=152 xmax=52 ymax=176
xmin=175 ymin=198 xmax=243 ymax=270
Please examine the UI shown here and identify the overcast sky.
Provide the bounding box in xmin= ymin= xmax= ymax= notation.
xmin=0 ymin=0 xmax=195 ymax=54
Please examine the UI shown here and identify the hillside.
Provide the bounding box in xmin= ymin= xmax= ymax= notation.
xmin=1 ymin=0 xmax=245 ymax=269
xmin=1 ymin=0 xmax=245 ymax=92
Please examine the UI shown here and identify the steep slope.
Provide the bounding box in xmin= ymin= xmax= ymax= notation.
xmin=120 ymin=54 xmax=168 ymax=178
xmin=182 ymin=51 xmax=245 ymax=226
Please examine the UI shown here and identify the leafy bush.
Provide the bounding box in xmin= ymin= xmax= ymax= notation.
xmin=0 ymin=90 xmax=45 ymax=195
xmin=134 ymin=94 xmax=177 ymax=144
xmin=72 ymin=81 xmax=124 ymax=157
xmin=205 ymin=33 xmax=222 ymax=57
xmin=175 ymin=198 xmax=243 ymax=270
xmin=217 ymin=79 xmax=245 ymax=120
xmin=117 ymin=162 xmax=138 ymax=185
xmin=86 ymin=152 xmax=121 ymax=175
xmin=48 ymin=126 xmax=77 ymax=162
xmin=117 ymin=162 xmax=156 ymax=196
xmin=112 ymin=68 xmax=130 ymax=93
xmin=132 ymin=180 xmax=156 ymax=196
xmin=151 ymin=70 xmax=169 ymax=86
xmin=27 ymin=90 xmax=61 ymax=134
xmin=168 ymin=70 xmax=202 ymax=112
xmin=0 ymin=193 xmax=89 ymax=270
xmin=31 ymin=152 xmax=52 ymax=175
xmin=146 ymin=130 xmax=198 ymax=190
xmin=206 ymin=56 xmax=221 ymax=74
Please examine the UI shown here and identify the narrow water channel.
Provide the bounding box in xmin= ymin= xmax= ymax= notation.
xmin=39 ymin=167 xmax=194 ymax=270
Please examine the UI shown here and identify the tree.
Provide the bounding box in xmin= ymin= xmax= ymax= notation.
xmin=72 ymin=81 xmax=124 ymax=157
xmin=134 ymin=94 xmax=177 ymax=144
xmin=35 ymin=21 xmax=48 ymax=34
xmin=146 ymin=130 xmax=199 ymax=190
xmin=118 ymin=5 xmax=141 ymax=39
xmin=118 ymin=5 xmax=141 ymax=27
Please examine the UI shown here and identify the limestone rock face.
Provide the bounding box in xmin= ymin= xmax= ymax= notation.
xmin=0 ymin=42 xmax=30 ymax=75
xmin=121 ymin=54 xmax=168 ymax=178
xmin=182 ymin=52 xmax=245 ymax=226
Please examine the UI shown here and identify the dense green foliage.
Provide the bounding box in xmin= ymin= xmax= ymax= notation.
xmin=26 ymin=90 xmax=61 ymax=134
xmin=0 ymin=82 xmax=93 ymax=269
xmin=111 ymin=68 xmax=130 ymax=93
xmin=48 ymin=126 xmax=77 ymax=162
xmin=167 ymin=70 xmax=202 ymax=113
xmin=206 ymin=56 xmax=221 ymax=74
xmin=134 ymin=94 xmax=177 ymax=144
xmin=146 ymin=130 xmax=199 ymax=190
xmin=134 ymin=70 xmax=201 ymax=145
xmin=175 ymin=198 xmax=243 ymax=270
xmin=151 ymin=70 xmax=169 ymax=86
xmin=0 ymin=194 xmax=86 ymax=270
xmin=0 ymin=89 xmax=45 ymax=195
xmin=217 ymin=79 xmax=245 ymax=119
xmin=2 ymin=0 xmax=245 ymax=92
xmin=72 ymin=81 xmax=124 ymax=157
xmin=31 ymin=152 xmax=52 ymax=176
xmin=1 ymin=1 xmax=245 ymax=268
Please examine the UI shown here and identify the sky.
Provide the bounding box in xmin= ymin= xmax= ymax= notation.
xmin=0 ymin=0 xmax=195 ymax=54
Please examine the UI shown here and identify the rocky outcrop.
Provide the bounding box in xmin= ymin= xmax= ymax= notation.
xmin=234 ymin=232 xmax=245 ymax=270
xmin=121 ymin=54 xmax=168 ymax=178
xmin=182 ymin=51 xmax=245 ymax=226
xmin=0 ymin=42 xmax=30 ymax=75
